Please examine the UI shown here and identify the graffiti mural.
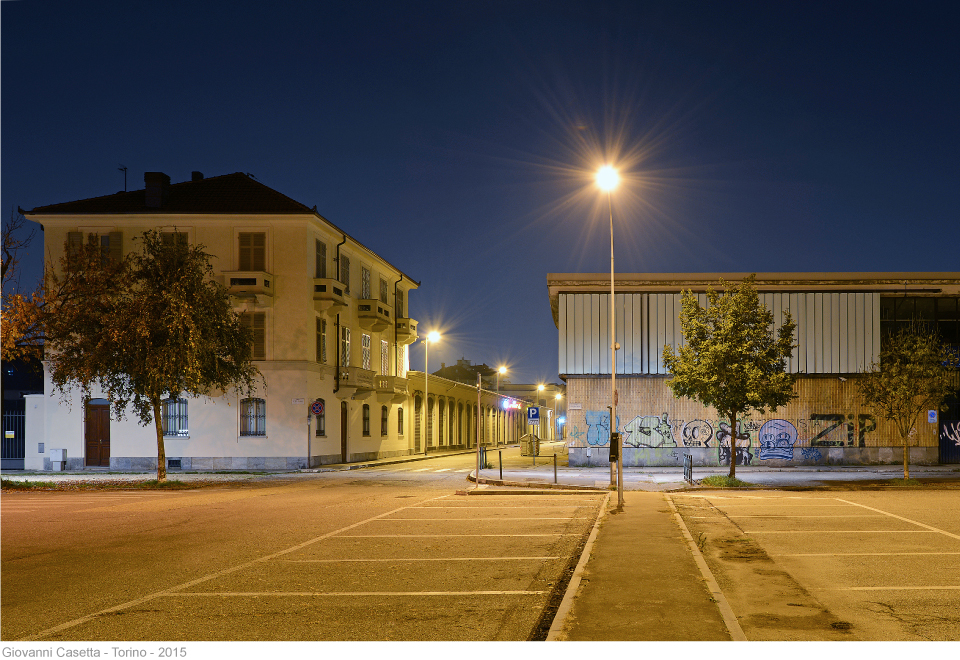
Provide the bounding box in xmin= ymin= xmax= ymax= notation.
xmin=800 ymin=447 xmax=822 ymax=461
xmin=584 ymin=410 xmax=611 ymax=446
xmin=943 ymin=422 xmax=960 ymax=447
xmin=757 ymin=419 xmax=798 ymax=460
xmin=717 ymin=421 xmax=753 ymax=466
xmin=681 ymin=419 xmax=714 ymax=447
xmin=810 ymin=413 xmax=877 ymax=447
xmin=623 ymin=413 xmax=677 ymax=447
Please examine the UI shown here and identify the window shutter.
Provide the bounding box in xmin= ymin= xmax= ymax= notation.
xmin=242 ymin=312 xmax=266 ymax=359
xmin=108 ymin=232 xmax=123 ymax=263
xmin=239 ymin=233 xmax=265 ymax=271
xmin=66 ymin=232 xmax=83 ymax=263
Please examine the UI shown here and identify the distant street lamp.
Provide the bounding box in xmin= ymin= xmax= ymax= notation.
xmin=421 ymin=331 xmax=440 ymax=456
xmin=597 ymin=164 xmax=624 ymax=511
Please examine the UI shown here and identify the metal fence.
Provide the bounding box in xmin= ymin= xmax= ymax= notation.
xmin=2 ymin=400 xmax=26 ymax=470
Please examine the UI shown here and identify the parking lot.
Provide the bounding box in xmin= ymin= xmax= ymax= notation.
xmin=4 ymin=485 xmax=605 ymax=642
xmin=672 ymin=490 xmax=960 ymax=640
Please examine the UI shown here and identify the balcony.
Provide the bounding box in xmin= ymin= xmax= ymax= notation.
xmin=336 ymin=366 xmax=376 ymax=399
xmin=224 ymin=271 xmax=274 ymax=306
xmin=357 ymin=299 xmax=392 ymax=332
xmin=375 ymin=375 xmax=408 ymax=403
xmin=395 ymin=317 xmax=418 ymax=345
xmin=313 ymin=278 xmax=347 ymax=314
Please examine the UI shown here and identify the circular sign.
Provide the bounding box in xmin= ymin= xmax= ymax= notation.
xmin=310 ymin=401 xmax=324 ymax=415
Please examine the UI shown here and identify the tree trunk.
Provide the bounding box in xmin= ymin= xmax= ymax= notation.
xmin=152 ymin=397 xmax=167 ymax=482
xmin=902 ymin=434 xmax=909 ymax=480
xmin=728 ymin=411 xmax=738 ymax=480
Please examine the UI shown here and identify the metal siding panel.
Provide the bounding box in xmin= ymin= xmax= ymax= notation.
xmin=632 ymin=294 xmax=643 ymax=374
xmin=830 ymin=293 xmax=841 ymax=374
xmin=558 ymin=295 xmax=567 ymax=374
xmin=805 ymin=294 xmax=816 ymax=373
xmin=572 ymin=295 xmax=583 ymax=374
xmin=616 ymin=293 xmax=625 ymax=375
xmin=656 ymin=294 xmax=666 ymax=374
xmin=872 ymin=292 xmax=880 ymax=368
xmin=866 ymin=292 xmax=878 ymax=368
xmin=814 ymin=293 xmax=823 ymax=373
xmin=839 ymin=293 xmax=848 ymax=372
xmin=593 ymin=294 xmax=602 ymax=374
xmin=790 ymin=293 xmax=802 ymax=373
xmin=854 ymin=293 xmax=864 ymax=373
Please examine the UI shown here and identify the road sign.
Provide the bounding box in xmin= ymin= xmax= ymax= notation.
xmin=311 ymin=400 xmax=324 ymax=416
xmin=527 ymin=407 xmax=540 ymax=424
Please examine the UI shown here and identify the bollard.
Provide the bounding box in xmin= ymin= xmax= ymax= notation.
xmin=553 ymin=453 xmax=557 ymax=484
xmin=499 ymin=450 xmax=502 ymax=480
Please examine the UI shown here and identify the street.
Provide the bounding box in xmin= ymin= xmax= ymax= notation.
xmin=1 ymin=453 xmax=604 ymax=641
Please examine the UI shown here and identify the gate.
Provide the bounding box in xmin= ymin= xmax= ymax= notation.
xmin=941 ymin=395 xmax=960 ymax=464
xmin=2 ymin=400 xmax=26 ymax=470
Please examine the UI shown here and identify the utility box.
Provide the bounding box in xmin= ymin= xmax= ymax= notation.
xmin=49 ymin=448 xmax=67 ymax=471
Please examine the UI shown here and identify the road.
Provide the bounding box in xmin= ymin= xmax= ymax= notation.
xmin=1 ymin=453 xmax=604 ymax=641
xmin=671 ymin=490 xmax=960 ymax=640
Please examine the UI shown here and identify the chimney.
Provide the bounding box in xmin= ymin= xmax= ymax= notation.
xmin=144 ymin=172 xmax=171 ymax=208
xmin=191 ymin=171 xmax=204 ymax=181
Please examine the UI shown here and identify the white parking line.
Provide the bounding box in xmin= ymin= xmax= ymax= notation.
xmin=774 ymin=552 xmax=960 ymax=557
xmin=172 ymin=590 xmax=547 ymax=597
xmin=282 ymin=556 xmax=560 ymax=562
xmin=743 ymin=530 xmax=935 ymax=534
xmin=828 ymin=586 xmax=960 ymax=591
xmin=834 ymin=498 xmax=960 ymax=540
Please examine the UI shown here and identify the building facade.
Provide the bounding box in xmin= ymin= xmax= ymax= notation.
xmin=23 ymin=171 xmax=432 ymax=471
xmin=548 ymin=273 xmax=960 ymax=467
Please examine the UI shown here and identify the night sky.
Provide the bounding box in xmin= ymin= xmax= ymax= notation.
xmin=3 ymin=1 xmax=958 ymax=385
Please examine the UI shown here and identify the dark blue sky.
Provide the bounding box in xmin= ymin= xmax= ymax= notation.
xmin=3 ymin=1 xmax=958 ymax=385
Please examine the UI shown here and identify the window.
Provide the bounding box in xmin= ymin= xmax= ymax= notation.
xmin=161 ymin=231 xmax=188 ymax=248
xmin=362 ymin=334 xmax=371 ymax=370
xmin=240 ymin=398 xmax=266 ymax=436
xmin=438 ymin=401 xmax=445 ymax=445
xmin=67 ymin=231 xmax=122 ymax=264
xmin=381 ymin=340 xmax=389 ymax=375
xmin=241 ymin=312 xmax=266 ymax=359
xmin=315 ymin=239 xmax=326 ymax=279
xmin=238 ymin=232 xmax=266 ymax=271
xmin=316 ymin=317 xmax=327 ymax=363
xmin=380 ymin=277 xmax=388 ymax=304
xmin=362 ymin=404 xmax=371 ymax=436
xmin=161 ymin=397 xmax=188 ymax=437
xmin=362 ymin=267 xmax=371 ymax=300
xmin=381 ymin=405 xmax=388 ymax=436
xmin=339 ymin=254 xmax=350 ymax=293
xmin=314 ymin=399 xmax=325 ymax=437
xmin=396 ymin=289 xmax=405 ymax=318
xmin=397 ymin=344 xmax=407 ymax=378
xmin=341 ymin=327 xmax=351 ymax=367
xmin=398 ymin=407 xmax=404 ymax=435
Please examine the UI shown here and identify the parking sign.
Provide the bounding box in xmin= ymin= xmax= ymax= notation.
xmin=527 ymin=407 xmax=540 ymax=424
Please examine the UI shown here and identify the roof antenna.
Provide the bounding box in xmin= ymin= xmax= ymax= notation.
xmin=118 ymin=165 xmax=127 ymax=192
xmin=246 ymin=172 xmax=258 ymax=180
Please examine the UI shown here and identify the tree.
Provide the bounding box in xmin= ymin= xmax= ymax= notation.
xmin=45 ymin=230 xmax=262 ymax=481
xmin=857 ymin=321 xmax=959 ymax=479
xmin=1 ymin=208 xmax=43 ymax=363
xmin=662 ymin=275 xmax=797 ymax=479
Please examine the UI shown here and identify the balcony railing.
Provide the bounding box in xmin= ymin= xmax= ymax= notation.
xmin=395 ymin=317 xmax=418 ymax=345
xmin=375 ymin=375 xmax=408 ymax=402
xmin=314 ymin=278 xmax=347 ymax=313
xmin=357 ymin=299 xmax=392 ymax=332
xmin=338 ymin=366 xmax=376 ymax=391
xmin=224 ymin=271 xmax=274 ymax=304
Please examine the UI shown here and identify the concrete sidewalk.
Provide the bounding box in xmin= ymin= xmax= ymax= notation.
xmin=546 ymin=491 xmax=735 ymax=641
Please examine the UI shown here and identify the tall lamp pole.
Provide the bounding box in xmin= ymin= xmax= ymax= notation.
xmin=421 ymin=331 xmax=440 ymax=456
xmin=496 ymin=366 xmax=506 ymax=444
xmin=597 ymin=164 xmax=623 ymax=510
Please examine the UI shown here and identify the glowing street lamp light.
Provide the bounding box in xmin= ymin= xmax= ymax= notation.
xmin=421 ymin=331 xmax=440 ymax=456
xmin=597 ymin=164 xmax=624 ymax=511
xmin=497 ymin=366 xmax=506 ymax=393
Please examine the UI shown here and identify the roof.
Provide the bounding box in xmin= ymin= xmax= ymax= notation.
xmin=25 ymin=172 xmax=314 ymax=215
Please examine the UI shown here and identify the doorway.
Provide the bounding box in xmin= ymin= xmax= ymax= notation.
xmin=85 ymin=401 xmax=111 ymax=467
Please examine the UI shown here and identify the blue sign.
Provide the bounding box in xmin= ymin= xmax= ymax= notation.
xmin=527 ymin=407 xmax=540 ymax=424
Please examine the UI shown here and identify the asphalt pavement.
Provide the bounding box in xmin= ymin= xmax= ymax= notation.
xmin=4 ymin=444 xmax=959 ymax=641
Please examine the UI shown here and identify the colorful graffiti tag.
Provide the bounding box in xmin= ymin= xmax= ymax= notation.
xmin=571 ymin=409 xmax=878 ymax=464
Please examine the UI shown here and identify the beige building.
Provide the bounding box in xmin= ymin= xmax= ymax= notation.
xmin=23 ymin=171 xmax=432 ymax=470
xmin=548 ymin=272 xmax=960 ymax=467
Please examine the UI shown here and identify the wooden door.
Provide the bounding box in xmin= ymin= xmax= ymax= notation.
xmin=340 ymin=401 xmax=348 ymax=463
xmin=85 ymin=404 xmax=111 ymax=467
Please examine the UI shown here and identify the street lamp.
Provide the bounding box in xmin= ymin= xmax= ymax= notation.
xmin=597 ymin=164 xmax=624 ymax=510
xmin=421 ymin=331 xmax=440 ymax=455
xmin=496 ymin=366 xmax=506 ymax=393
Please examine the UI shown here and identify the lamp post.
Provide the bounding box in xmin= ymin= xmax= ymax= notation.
xmin=496 ymin=367 xmax=506 ymax=444
xmin=597 ymin=164 xmax=623 ymax=510
xmin=421 ymin=331 xmax=440 ymax=456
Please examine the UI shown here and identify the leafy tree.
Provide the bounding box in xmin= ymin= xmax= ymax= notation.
xmin=662 ymin=275 xmax=797 ymax=478
xmin=45 ymin=230 xmax=262 ymax=480
xmin=857 ymin=321 xmax=959 ymax=479
xmin=1 ymin=209 xmax=43 ymax=363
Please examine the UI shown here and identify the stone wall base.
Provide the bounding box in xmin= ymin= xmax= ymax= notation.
xmin=568 ymin=445 xmax=941 ymax=468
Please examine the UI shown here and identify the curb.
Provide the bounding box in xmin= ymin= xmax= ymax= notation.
xmin=467 ymin=470 xmax=607 ymax=493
